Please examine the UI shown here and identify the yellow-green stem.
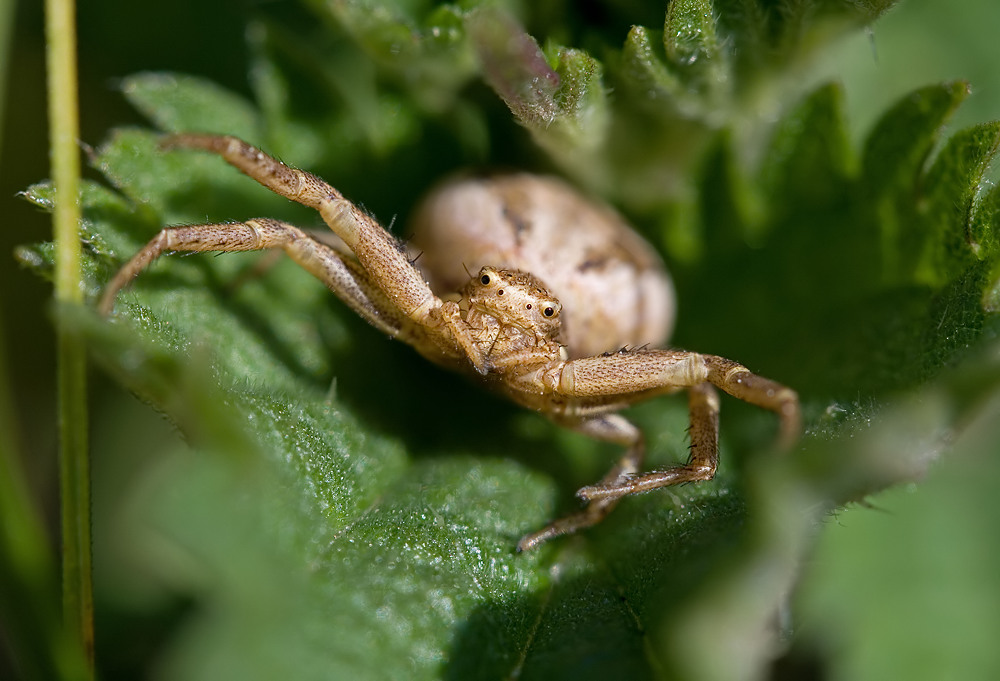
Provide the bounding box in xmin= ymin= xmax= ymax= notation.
xmin=45 ymin=0 xmax=93 ymax=673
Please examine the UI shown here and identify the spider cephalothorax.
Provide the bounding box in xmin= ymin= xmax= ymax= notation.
xmin=459 ymin=267 xmax=566 ymax=370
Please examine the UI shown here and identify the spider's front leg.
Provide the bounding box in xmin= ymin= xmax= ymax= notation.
xmin=559 ymin=349 xmax=799 ymax=504
xmin=159 ymin=134 xmax=441 ymax=326
xmin=98 ymin=216 xmax=414 ymax=343
xmin=516 ymin=381 xmax=720 ymax=551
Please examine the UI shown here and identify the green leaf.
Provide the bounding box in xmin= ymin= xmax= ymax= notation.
xmin=24 ymin=75 xmax=780 ymax=679
xmin=45 ymin=71 xmax=999 ymax=680
xmin=467 ymin=8 xmax=611 ymax=189
xmin=21 ymin=3 xmax=1000 ymax=680
xmin=916 ymin=122 xmax=1000 ymax=286
xmin=620 ymin=25 xmax=683 ymax=110
xmin=302 ymin=0 xmax=479 ymax=112
xmin=664 ymin=0 xmax=728 ymax=102
xmin=677 ymin=79 xmax=1000 ymax=404
xmin=697 ymin=129 xmax=759 ymax=257
xmin=792 ymin=342 xmax=1000 ymax=681
xmin=467 ymin=8 xmax=561 ymax=130
xmin=121 ymin=73 xmax=264 ymax=141
xmin=759 ymin=82 xmax=855 ymax=220
xmin=971 ymin=184 xmax=1000 ymax=311
xmin=861 ymin=81 xmax=969 ymax=196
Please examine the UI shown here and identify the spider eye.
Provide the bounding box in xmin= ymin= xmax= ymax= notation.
xmin=480 ymin=274 xmax=490 ymax=285
xmin=497 ymin=289 xmax=504 ymax=296
xmin=543 ymin=307 xmax=555 ymax=317
xmin=526 ymin=304 xmax=532 ymax=309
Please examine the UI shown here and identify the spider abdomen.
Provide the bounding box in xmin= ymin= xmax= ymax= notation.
xmin=409 ymin=174 xmax=675 ymax=359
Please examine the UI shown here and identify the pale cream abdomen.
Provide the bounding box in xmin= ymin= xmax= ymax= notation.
xmin=409 ymin=174 xmax=675 ymax=359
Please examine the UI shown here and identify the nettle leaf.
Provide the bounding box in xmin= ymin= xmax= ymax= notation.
xmin=466 ymin=8 xmax=610 ymax=190
xmin=21 ymin=2 xmax=1000 ymax=679
xmin=300 ymin=0 xmax=481 ymax=113
xmin=23 ymin=73 xmax=775 ymax=679
xmin=678 ymin=80 xmax=1000 ymax=404
xmin=276 ymin=0 xmax=904 ymax=202
xmin=664 ymin=0 xmax=728 ymax=102
xmin=121 ymin=72 xmax=264 ymax=141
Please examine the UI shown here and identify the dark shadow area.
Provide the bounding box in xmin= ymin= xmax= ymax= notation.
xmin=95 ymin=594 xmax=197 ymax=681
xmin=768 ymin=645 xmax=828 ymax=681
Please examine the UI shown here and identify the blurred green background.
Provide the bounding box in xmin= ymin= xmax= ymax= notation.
xmin=3 ymin=0 xmax=1000 ymax=678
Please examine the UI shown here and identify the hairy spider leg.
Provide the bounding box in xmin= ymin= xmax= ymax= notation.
xmin=99 ymin=217 xmax=413 ymax=340
xmin=562 ymin=353 xmax=798 ymax=502
xmin=159 ymin=134 xmax=441 ymax=325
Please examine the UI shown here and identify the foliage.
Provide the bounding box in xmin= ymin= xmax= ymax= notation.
xmin=16 ymin=0 xmax=1000 ymax=679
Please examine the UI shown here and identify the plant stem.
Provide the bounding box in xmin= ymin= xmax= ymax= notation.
xmin=45 ymin=0 xmax=93 ymax=673
xmin=0 ymin=0 xmax=14 ymax=158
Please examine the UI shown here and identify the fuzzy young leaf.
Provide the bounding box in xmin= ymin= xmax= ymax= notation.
xmin=664 ymin=0 xmax=728 ymax=101
xmin=620 ymin=25 xmax=683 ymax=110
xmin=303 ymin=0 xmax=478 ymax=112
xmin=468 ymin=9 xmax=610 ymax=188
xmin=467 ymin=8 xmax=561 ymax=129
